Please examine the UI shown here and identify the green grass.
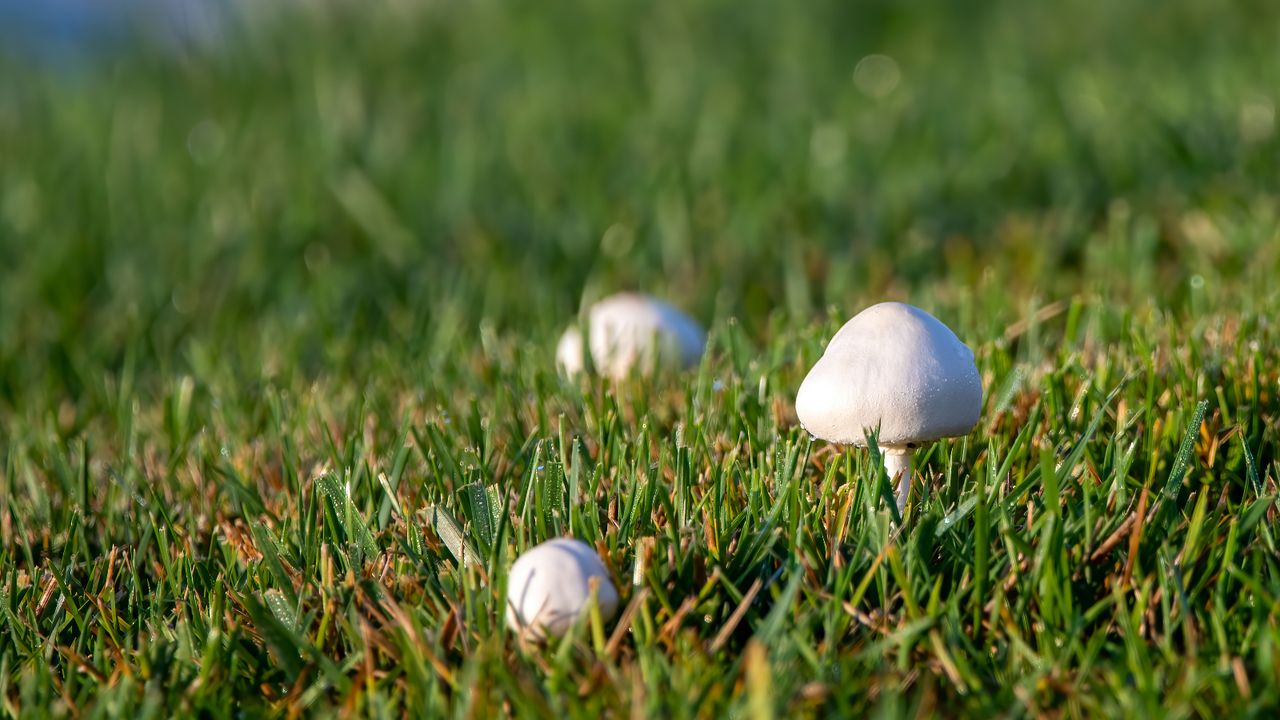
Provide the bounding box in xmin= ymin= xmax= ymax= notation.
xmin=2 ymin=0 xmax=1280 ymax=716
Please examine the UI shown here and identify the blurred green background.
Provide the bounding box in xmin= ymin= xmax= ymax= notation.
xmin=1 ymin=0 xmax=1277 ymax=398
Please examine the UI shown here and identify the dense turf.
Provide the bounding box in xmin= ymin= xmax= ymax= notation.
xmin=2 ymin=0 xmax=1280 ymax=716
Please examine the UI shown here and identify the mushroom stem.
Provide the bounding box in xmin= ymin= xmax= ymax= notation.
xmin=882 ymin=448 xmax=913 ymax=513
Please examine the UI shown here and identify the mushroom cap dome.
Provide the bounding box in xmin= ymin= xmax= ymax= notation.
xmin=795 ymin=302 xmax=982 ymax=447
xmin=556 ymin=293 xmax=705 ymax=379
xmin=506 ymin=538 xmax=619 ymax=640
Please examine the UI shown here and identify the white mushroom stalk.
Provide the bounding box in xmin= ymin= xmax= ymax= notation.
xmin=881 ymin=448 xmax=913 ymax=512
xmin=795 ymin=302 xmax=982 ymax=514
xmin=506 ymin=538 xmax=619 ymax=641
xmin=556 ymin=293 xmax=705 ymax=379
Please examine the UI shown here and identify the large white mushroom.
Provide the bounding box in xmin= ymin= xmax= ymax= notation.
xmin=795 ymin=302 xmax=982 ymax=513
xmin=556 ymin=293 xmax=705 ymax=379
xmin=506 ymin=538 xmax=619 ymax=640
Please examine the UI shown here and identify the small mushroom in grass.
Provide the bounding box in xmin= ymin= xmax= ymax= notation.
xmin=506 ymin=538 xmax=619 ymax=640
xmin=795 ymin=302 xmax=982 ymax=513
xmin=556 ymin=293 xmax=705 ymax=379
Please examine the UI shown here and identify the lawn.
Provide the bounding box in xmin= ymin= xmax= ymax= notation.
xmin=2 ymin=0 xmax=1279 ymax=716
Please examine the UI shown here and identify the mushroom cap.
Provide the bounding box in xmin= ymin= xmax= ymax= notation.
xmin=556 ymin=293 xmax=705 ymax=379
xmin=795 ymin=302 xmax=982 ymax=447
xmin=505 ymin=538 xmax=619 ymax=640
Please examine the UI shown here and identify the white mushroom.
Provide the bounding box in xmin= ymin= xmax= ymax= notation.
xmin=795 ymin=302 xmax=982 ymax=513
xmin=556 ymin=293 xmax=705 ymax=379
xmin=506 ymin=538 xmax=619 ymax=640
